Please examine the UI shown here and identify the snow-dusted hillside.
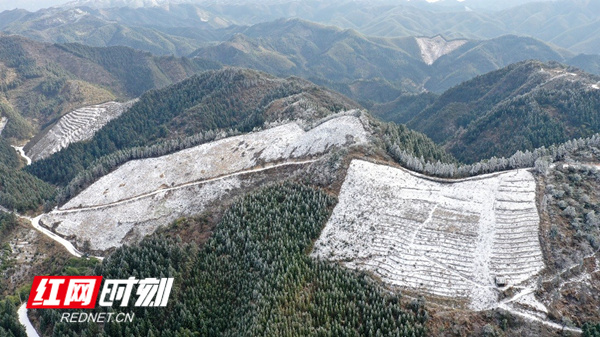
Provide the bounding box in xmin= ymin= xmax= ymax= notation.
xmin=416 ymin=36 xmax=467 ymax=65
xmin=41 ymin=114 xmax=368 ymax=251
xmin=26 ymin=100 xmax=135 ymax=162
xmin=312 ymin=160 xmax=544 ymax=311
xmin=0 ymin=117 xmax=7 ymax=135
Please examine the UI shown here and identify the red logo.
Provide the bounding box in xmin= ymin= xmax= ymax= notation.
xmin=27 ymin=276 xmax=102 ymax=309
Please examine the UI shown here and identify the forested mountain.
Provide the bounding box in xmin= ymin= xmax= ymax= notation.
xmin=5 ymin=0 xmax=597 ymax=55
xmin=0 ymin=138 xmax=55 ymax=212
xmin=25 ymin=68 xmax=360 ymax=187
xmin=0 ymin=35 xmax=219 ymax=140
xmin=0 ymin=6 xmax=239 ymax=56
xmin=424 ymin=35 xmax=572 ymax=93
xmin=190 ymin=18 xmax=592 ymax=107
xmin=2 ymin=1 xmax=600 ymax=336
xmin=2 ymin=3 xmax=598 ymax=110
xmin=33 ymin=184 xmax=428 ymax=336
xmin=190 ymin=18 xmax=428 ymax=99
xmin=403 ymin=60 xmax=600 ymax=163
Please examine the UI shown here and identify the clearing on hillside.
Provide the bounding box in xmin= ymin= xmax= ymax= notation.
xmin=41 ymin=114 xmax=368 ymax=251
xmin=415 ymin=36 xmax=467 ymax=65
xmin=26 ymin=100 xmax=136 ymax=162
xmin=312 ymin=159 xmax=544 ymax=310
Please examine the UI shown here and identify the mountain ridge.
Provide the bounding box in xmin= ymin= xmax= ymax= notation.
xmin=405 ymin=60 xmax=600 ymax=162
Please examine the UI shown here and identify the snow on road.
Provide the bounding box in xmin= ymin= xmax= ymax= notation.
xmin=12 ymin=146 xmax=31 ymax=166
xmin=312 ymin=160 xmax=544 ymax=311
xmin=18 ymin=304 xmax=39 ymax=337
xmin=24 ymin=215 xmax=84 ymax=259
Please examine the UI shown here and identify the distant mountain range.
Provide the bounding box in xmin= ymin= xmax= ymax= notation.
xmin=2 ymin=2 xmax=598 ymax=107
xmin=191 ymin=18 xmax=599 ymax=106
xmin=0 ymin=6 xmax=239 ymax=56
xmin=1 ymin=0 xmax=599 ymax=55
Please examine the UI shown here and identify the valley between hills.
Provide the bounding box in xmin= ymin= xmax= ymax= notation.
xmin=1 ymin=1 xmax=600 ymax=336
xmin=8 ymin=101 xmax=600 ymax=336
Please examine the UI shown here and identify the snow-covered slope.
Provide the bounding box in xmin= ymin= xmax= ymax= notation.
xmin=312 ymin=160 xmax=544 ymax=311
xmin=41 ymin=114 xmax=368 ymax=251
xmin=0 ymin=117 xmax=7 ymax=135
xmin=416 ymin=36 xmax=467 ymax=65
xmin=26 ymin=100 xmax=135 ymax=162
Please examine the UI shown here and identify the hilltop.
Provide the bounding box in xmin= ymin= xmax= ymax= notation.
xmin=402 ymin=60 xmax=600 ymax=163
xmin=24 ymin=67 xmax=360 ymax=186
xmin=0 ymin=6 xmax=226 ymax=56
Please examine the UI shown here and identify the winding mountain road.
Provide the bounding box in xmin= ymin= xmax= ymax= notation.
xmin=7 ymin=144 xmax=589 ymax=335
xmin=17 ymin=304 xmax=39 ymax=337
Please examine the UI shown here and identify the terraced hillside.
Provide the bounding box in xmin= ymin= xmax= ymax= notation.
xmin=40 ymin=114 xmax=369 ymax=252
xmin=26 ymin=100 xmax=136 ymax=162
xmin=312 ymin=160 xmax=545 ymax=311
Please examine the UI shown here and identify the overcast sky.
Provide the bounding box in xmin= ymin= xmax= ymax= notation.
xmin=0 ymin=0 xmax=554 ymax=12
xmin=0 ymin=0 xmax=70 ymax=11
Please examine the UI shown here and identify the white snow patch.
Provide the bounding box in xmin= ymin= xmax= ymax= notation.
xmin=415 ymin=36 xmax=467 ymax=65
xmin=62 ymin=115 xmax=367 ymax=209
xmin=12 ymin=146 xmax=31 ymax=166
xmin=18 ymin=304 xmax=39 ymax=337
xmin=312 ymin=160 xmax=545 ymax=311
xmin=26 ymin=100 xmax=135 ymax=162
xmin=0 ymin=116 xmax=7 ymax=135
xmin=43 ymin=174 xmax=244 ymax=251
xmin=42 ymin=115 xmax=368 ymax=251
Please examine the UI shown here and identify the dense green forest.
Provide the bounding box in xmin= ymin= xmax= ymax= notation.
xmin=371 ymin=93 xmax=438 ymax=125
xmin=34 ymin=183 xmax=427 ymax=336
xmin=0 ymin=211 xmax=18 ymax=237
xmin=0 ymin=299 xmax=26 ymax=337
xmin=0 ymin=138 xmax=55 ymax=212
xmin=0 ymin=138 xmax=19 ymax=170
xmin=377 ymin=121 xmax=455 ymax=165
xmin=54 ymin=43 xmax=220 ymax=97
xmin=584 ymin=323 xmax=600 ymax=337
xmin=401 ymin=60 xmax=600 ymax=163
xmin=191 ymin=20 xmax=580 ymax=104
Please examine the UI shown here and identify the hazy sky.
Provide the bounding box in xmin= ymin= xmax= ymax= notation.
xmin=0 ymin=0 xmax=71 ymax=11
xmin=0 ymin=0 xmax=553 ymax=12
